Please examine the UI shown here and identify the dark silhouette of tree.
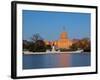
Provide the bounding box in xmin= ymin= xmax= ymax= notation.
xmin=70 ymin=38 xmax=91 ymax=52
xmin=70 ymin=43 xmax=79 ymax=50
xmin=46 ymin=45 xmax=52 ymax=51
xmin=27 ymin=42 xmax=35 ymax=52
xmin=31 ymin=33 xmax=43 ymax=43
xmin=33 ymin=40 xmax=46 ymax=52
xmin=23 ymin=34 xmax=47 ymax=52
xmin=23 ymin=40 xmax=31 ymax=51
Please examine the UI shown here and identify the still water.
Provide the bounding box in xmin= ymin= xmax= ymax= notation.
xmin=23 ymin=52 xmax=90 ymax=69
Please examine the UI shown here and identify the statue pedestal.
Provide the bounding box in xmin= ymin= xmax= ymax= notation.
xmin=51 ymin=46 xmax=56 ymax=52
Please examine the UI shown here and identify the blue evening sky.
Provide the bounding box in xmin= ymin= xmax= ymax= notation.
xmin=23 ymin=10 xmax=90 ymax=41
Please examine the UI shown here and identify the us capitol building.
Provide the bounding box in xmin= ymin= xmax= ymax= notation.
xmin=44 ymin=31 xmax=73 ymax=49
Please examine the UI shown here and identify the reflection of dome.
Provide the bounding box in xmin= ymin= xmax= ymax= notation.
xmin=60 ymin=32 xmax=68 ymax=39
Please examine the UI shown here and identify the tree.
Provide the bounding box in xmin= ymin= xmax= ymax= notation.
xmin=80 ymin=38 xmax=90 ymax=51
xmin=23 ymin=40 xmax=31 ymax=51
xmin=70 ymin=43 xmax=79 ymax=50
xmin=46 ymin=45 xmax=52 ymax=51
xmin=31 ymin=33 xmax=43 ymax=43
xmin=70 ymin=38 xmax=91 ymax=52
xmin=23 ymin=34 xmax=46 ymax=52
xmin=34 ymin=40 xmax=46 ymax=52
xmin=27 ymin=42 xmax=35 ymax=52
xmin=30 ymin=34 xmax=46 ymax=52
xmin=23 ymin=33 xmax=46 ymax=52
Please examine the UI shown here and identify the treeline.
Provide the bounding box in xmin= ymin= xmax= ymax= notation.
xmin=23 ymin=34 xmax=91 ymax=52
xmin=23 ymin=34 xmax=52 ymax=52
xmin=70 ymin=38 xmax=91 ymax=52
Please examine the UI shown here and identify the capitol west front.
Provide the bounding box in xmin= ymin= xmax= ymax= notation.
xmin=45 ymin=31 xmax=72 ymax=49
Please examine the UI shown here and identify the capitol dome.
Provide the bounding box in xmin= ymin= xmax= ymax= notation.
xmin=44 ymin=29 xmax=72 ymax=49
xmin=60 ymin=32 xmax=68 ymax=39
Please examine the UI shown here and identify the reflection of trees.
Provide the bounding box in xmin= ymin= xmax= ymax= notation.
xmin=23 ymin=33 xmax=52 ymax=52
xmin=70 ymin=38 xmax=91 ymax=52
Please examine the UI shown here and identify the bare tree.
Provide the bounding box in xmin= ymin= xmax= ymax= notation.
xmin=31 ymin=33 xmax=43 ymax=43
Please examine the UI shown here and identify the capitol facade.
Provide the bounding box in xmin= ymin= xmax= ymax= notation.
xmin=44 ymin=31 xmax=72 ymax=49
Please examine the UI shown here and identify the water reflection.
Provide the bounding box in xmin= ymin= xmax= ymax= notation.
xmin=23 ymin=52 xmax=90 ymax=69
xmin=57 ymin=53 xmax=70 ymax=67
